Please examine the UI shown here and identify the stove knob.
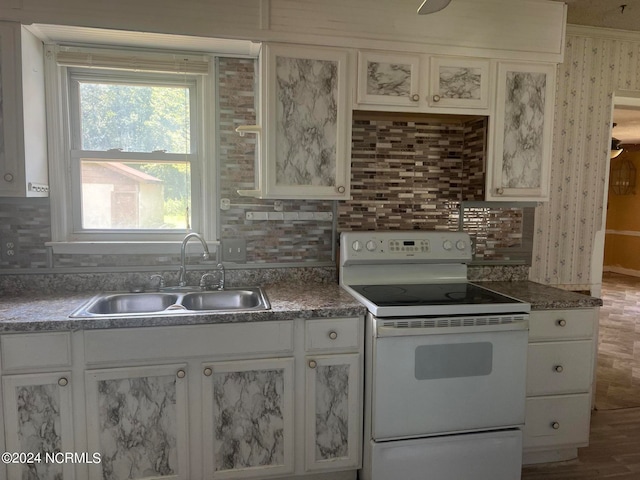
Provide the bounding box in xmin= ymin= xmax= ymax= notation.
xmin=443 ymin=240 xmax=453 ymax=251
xmin=352 ymin=240 xmax=363 ymax=252
xmin=366 ymin=240 xmax=377 ymax=252
xmin=456 ymin=240 xmax=467 ymax=251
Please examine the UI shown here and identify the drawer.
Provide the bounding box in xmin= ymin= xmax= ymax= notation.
xmin=84 ymin=321 xmax=293 ymax=365
xmin=527 ymin=341 xmax=594 ymax=395
xmin=528 ymin=309 xmax=597 ymax=341
xmin=305 ymin=317 xmax=360 ymax=352
xmin=1 ymin=332 xmax=72 ymax=371
xmin=523 ymin=394 xmax=591 ymax=449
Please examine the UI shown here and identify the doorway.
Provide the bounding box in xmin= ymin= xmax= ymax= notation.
xmin=596 ymin=95 xmax=640 ymax=410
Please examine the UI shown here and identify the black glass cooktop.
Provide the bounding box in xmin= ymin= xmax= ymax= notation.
xmin=349 ymin=283 xmax=522 ymax=307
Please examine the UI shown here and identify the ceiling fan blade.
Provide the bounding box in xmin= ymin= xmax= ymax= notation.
xmin=417 ymin=0 xmax=452 ymax=14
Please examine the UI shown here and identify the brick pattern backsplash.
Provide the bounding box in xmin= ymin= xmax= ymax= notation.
xmin=339 ymin=114 xmax=487 ymax=231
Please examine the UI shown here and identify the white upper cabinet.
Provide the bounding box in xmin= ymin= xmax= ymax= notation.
xmin=239 ymin=43 xmax=352 ymax=200
xmin=488 ymin=61 xmax=556 ymax=201
xmin=0 ymin=22 xmax=48 ymax=197
xmin=428 ymin=56 xmax=490 ymax=109
xmin=357 ymin=51 xmax=422 ymax=107
xmin=355 ymin=51 xmax=491 ymax=113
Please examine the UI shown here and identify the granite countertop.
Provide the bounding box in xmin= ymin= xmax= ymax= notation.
xmin=0 ymin=280 xmax=602 ymax=333
xmin=475 ymin=281 xmax=603 ymax=310
xmin=0 ymin=282 xmax=367 ymax=333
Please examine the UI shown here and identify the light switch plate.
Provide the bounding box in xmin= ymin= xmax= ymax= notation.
xmin=221 ymin=238 xmax=247 ymax=263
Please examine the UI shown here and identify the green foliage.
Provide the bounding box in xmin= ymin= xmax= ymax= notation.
xmin=79 ymin=82 xmax=190 ymax=153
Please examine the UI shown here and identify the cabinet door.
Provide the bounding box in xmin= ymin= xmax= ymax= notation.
xmin=357 ymin=51 xmax=421 ymax=107
xmin=428 ymin=56 xmax=490 ymax=109
xmin=260 ymin=44 xmax=351 ymax=199
xmin=0 ymin=22 xmax=22 ymax=196
xmin=202 ymin=358 xmax=295 ymax=479
xmin=2 ymin=372 xmax=75 ymax=480
xmin=489 ymin=62 xmax=556 ymax=201
xmin=85 ymin=364 xmax=189 ymax=480
xmin=305 ymin=354 xmax=360 ymax=471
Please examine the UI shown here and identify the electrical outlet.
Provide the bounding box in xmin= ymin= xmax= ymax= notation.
xmin=221 ymin=238 xmax=247 ymax=263
xmin=1 ymin=234 xmax=19 ymax=261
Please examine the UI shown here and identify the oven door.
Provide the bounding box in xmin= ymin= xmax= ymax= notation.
xmin=371 ymin=319 xmax=528 ymax=440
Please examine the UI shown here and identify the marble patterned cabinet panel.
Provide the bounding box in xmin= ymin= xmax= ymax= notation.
xmin=202 ymin=358 xmax=295 ymax=479
xmin=357 ymin=51 xmax=421 ymax=107
xmin=428 ymin=57 xmax=490 ymax=109
xmin=489 ymin=62 xmax=556 ymax=201
xmin=253 ymin=44 xmax=351 ymax=200
xmin=305 ymin=354 xmax=360 ymax=472
xmin=84 ymin=364 xmax=189 ymax=480
xmin=2 ymin=372 xmax=75 ymax=480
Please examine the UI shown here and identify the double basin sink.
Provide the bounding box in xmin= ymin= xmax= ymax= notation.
xmin=70 ymin=287 xmax=270 ymax=318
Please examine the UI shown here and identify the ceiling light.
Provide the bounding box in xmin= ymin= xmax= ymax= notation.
xmin=611 ymin=137 xmax=623 ymax=159
xmin=417 ymin=0 xmax=452 ymax=15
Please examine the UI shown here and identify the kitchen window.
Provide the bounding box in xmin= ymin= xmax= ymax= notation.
xmin=45 ymin=46 xmax=215 ymax=253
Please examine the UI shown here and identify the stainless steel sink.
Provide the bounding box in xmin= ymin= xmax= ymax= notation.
xmin=181 ymin=289 xmax=267 ymax=311
xmin=70 ymin=287 xmax=270 ymax=317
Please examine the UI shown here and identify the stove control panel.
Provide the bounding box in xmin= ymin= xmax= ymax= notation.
xmin=341 ymin=231 xmax=472 ymax=265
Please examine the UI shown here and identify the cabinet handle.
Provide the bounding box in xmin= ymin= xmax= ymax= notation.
xmin=3 ymin=173 xmax=14 ymax=183
xmin=328 ymin=331 xmax=338 ymax=340
xmin=411 ymin=93 xmax=421 ymax=102
xmin=496 ymin=187 xmax=504 ymax=195
xmin=176 ymin=369 xmax=186 ymax=379
xmin=557 ymin=319 xmax=567 ymax=327
xmin=308 ymin=360 xmax=317 ymax=369
xmin=432 ymin=94 xmax=440 ymax=102
xmin=554 ymin=365 xmax=564 ymax=373
xmin=337 ymin=185 xmax=346 ymax=194
xmin=551 ymin=421 xmax=560 ymax=430
xmin=58 ymin=377 xmax=69 ymax=387
xmin=203 ymin=367 xmax=213 ymax=377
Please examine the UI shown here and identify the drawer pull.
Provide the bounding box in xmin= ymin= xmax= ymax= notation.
xmin=411 ymin=93 xmax=421 ymax=102
xmin=203 ymin=367 xmax=213 ymax=377
xmin=176 ymin=369 xmax=186 ymax=379
xmin=431 ymin=94 xmax=440 ymax=102
xmin=557 ymin=319 xmax=567 ymax=327
xmin=308 ymin=360 xmax=317 ymax=369
xmin=551 ymin=421 xmax=560 ymax=430
xmin=554 ymin=365 xmax=564 ymax=373
xmin=58 ymin=377 xmax=68 ymax=387
xmin=329 ymin=331 xmax=338 ymax=340
xmin=337 ymin=185 xmax=346 ymax=194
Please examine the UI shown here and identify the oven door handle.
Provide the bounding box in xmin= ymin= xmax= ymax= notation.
xmin=377 ymin=321 xmax=528 ymax=337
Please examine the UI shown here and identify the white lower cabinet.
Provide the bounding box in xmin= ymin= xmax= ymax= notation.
xmin=0 ymin=317 xmax=363 ymax=480
xmin=2 ymin=372 xmax=75 ymax=480
xmin=523 ymin=308 xmax=599 ymax=465
xmin=305 ymin=354 xmax=360 ymax=472
xmin=84 ymin=364 xmax=190 ymax=480
xmin=202 ymin=358 xmax=295 ymax=479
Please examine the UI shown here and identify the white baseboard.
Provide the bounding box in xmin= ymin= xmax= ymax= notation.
xmin=603 ymin=266 xmax=640 ymax=278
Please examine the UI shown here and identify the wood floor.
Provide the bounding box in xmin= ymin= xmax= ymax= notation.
xmin=522 ymin=273 xmax=640 ymax=479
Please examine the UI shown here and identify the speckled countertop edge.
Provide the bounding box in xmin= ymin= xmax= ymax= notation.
xmin=0 ymin=282 xmax=367 ymax=333
xmin=0 ymin=280 xmax=602 ymax=333
xmin=475 ymin=281 xmax=603 ymax=310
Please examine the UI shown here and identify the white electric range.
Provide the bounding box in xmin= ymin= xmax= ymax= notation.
xmin=339 ymin=230 xmax=530 ymax=480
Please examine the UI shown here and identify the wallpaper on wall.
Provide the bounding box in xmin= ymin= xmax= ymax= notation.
xmin=530 ymin=31 xmax=639 ymax=290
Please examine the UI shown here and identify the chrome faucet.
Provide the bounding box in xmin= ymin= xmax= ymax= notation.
xmin=178 ymin=233 xmax=210 ymax=287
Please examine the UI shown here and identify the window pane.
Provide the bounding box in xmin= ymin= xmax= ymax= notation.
xmin=80 ymin=160 xmax=191 ymax=230
xmin=79 ymin=82 xmax=190 ymax=153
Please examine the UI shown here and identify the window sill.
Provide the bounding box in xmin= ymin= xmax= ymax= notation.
xmin=46 ymin=241 xmax=220 ymax=256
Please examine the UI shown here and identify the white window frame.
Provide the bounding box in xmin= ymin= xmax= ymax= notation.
xmin=44 ymin=45 xmax=217 ymax=254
